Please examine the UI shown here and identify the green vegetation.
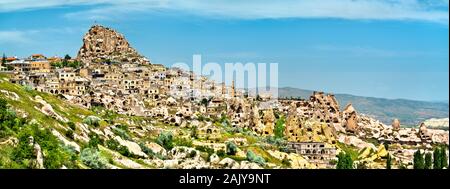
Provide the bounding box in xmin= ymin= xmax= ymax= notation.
xmin=386 ymin=153 xmax=392 ymax=169
xmin=336 ymin=152 xmax=353 ymax=169
xmin=173 ymin=137 xmax=193 ymax=147
xmin=336 ymin=142 xmax=359 ymax=161
xmin=0 ymin=98 xmax=78 ymax=169
xmin=106 ymin=139 xmax=131 ymax=157
xmin=413 ymin=150 xmax=425 ymax=169
xmin=246 ymin=150 xmax=266 ymax=166
xmin=67 ymin=122 xmax=76 ymax=131
xmin=80 ymin=148 xmax=107 ymax=169
xmin=195 ymin=146 xmax=215 ymax=157
xmin=282 ymin=156 xmax=291 ymax=167
xmin=83 ymin=116 xmax=101 ymax=128
xmin=274 ymin=116 xmax=285 ymax=139
xmin=425 ymin=152 xmax=432 ymax=169
xmin=226 ymin=141 xmax=237 ymax=155
xmin=86 ymin=133 xmax=103 ymax=150
xmin=156 ymin=132 xmax=174 ymax=150
xmin=216 ymin=149 xmax=225 ymax=157
xmin=50 ymin=54 xmax=82 ymax=69
xmin=1 ymin=53 xmax=5 ymax=65
xmin=433 ymin=146 xmax=448 ymax=169
xmin=112 ymin=125 xmax=131 ymax=140
xmin=188 ymin=150 xmax=197 ymax=158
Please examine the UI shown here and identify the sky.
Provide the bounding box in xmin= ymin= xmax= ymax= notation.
xmin=0 ymin=0 xmax=448 ymax=102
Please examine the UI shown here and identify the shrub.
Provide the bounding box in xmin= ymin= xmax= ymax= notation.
xmin=191 ymin=126 xmax=198 ymax=139
xmin=83 ymin=116 xmax=101 ymax=127
xmin=282 ymin=156 xmax=291 ymax=167
xmin=246 ymin=150 xmax=266 ymax=166
xmin=174 ymin=137 xmax=193 ymax=147
xmin=195 ymin=146 xmax=214 ymax=156
xmin=336 ymin=152 xmax=353 ymax=169
xmin=87 ymin=133 xmax=103 ymax=149
xmin=156 ymin=132 xmax=174 ymax=150
xmin=65 ymin=129 xmax=74 ymax=140
xmin=188 ymin=150 xmax=197 ymax=158
xmin=226 ymin=142 xmax=238 ymax=155
xmin=106 ymin=139 xmax=131 ymax=157
xmin=217 ymin=150 xmax=226 ymax=157
xmin=67 ymin=122 xmax=76 ymax=131
xmin=13 ymin=123 xmax=77 ymax=169
xmin=80 ymin=148 xmax=107 ymax=169
xmin=112 ymin=127 xmax=131 ymax=141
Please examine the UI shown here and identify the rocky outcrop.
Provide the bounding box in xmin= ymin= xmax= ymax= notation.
xmin=0 ymin=90 xmax=19 ymax=101
xmin=35 ymin=96 xmax=68 ymax=123
xmin=77 ymin=25 xmax=150 ymax=65
xmin=219 ymin=158 xmax=240 ymax=169
xmin=392 ymin=119 xmax=400 ymax=131
xmin=145 ymin=142 xmax=167 ymax=157
xmin=341 ymin=103 xmax=358 ymax=133
xmin=51 ymin=129 xmax=81 ymax=153
xmin=114 ymin=136 xmax=148 ymax=158
xmin=338 ymin=135 xmax=376 ymax=150
xmin=28 ymin=136 xmax=44 ymax=169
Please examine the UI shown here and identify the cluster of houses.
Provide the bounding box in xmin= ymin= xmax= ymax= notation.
xmin=0 ymin=52 xmax=342 ymax=166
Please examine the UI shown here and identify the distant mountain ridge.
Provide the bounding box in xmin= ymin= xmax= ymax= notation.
xmin=277 ymin=87 xmax=449 ymax=126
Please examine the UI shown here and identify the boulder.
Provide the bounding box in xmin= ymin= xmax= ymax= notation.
xmin=240 ymin=161 xmax=262 ymax=169
xmin=209 ymin=154 xmax=220 ymax=164
xmin=114 ymin=136 xmax=147 ymax=158
xmin=51 ymin=129 xmax=81 ymax=153
xmin=145 ymin=142 xmax=167 ymax=156
xmin=219 ymin=158 xmax=240 ymax=169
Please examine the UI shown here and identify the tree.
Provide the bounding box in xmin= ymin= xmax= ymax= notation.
xmin=226 ymin=141 xmax=238 ymax=155
xmin=336 ymin=152 xmax=353 ymax=169
xmin=386 ymin=153 xmax=392 ymax=169
xmin=274 ymin=116 xmax=285 ymax=139
xmin=156 ymin=132 xmax=173 ymax=150
xmin=425 ymin=152 xmax=432 ymax=169
xmin=433 ymin=148 xmax=442 ymax=169
xmin=413 ymin=150 xmax=425 ymax=169
xmin=1 ymin=53 xmax=6 ymax=65
xmin=201 ymin=98 xmax=210 ymax=108
xmin=441 ymin=147 xmax=448 ymax=169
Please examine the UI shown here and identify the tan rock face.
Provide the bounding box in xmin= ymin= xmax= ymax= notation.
xmin=77 ymin=25 xmax=150 ymax=65
xmin=345 ymin=112 xmax=358 ymax=133
xmin=392 ymin=118 xmax=401 ymax=131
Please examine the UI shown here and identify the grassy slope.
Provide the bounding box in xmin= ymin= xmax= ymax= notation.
xmin=0 ymin=74 xmax=93 ymax=131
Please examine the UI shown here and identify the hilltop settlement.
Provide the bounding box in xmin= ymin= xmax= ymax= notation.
xmin=0 ymin=25 xmax=448 ymax=169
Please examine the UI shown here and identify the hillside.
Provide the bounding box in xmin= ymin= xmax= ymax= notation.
xmin=278 ymin=87 xmax=449 ymax=126
xmin=0 ymin=74 xmax=313 ymax=169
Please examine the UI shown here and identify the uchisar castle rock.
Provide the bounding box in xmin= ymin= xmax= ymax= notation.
xmin=0 ymin=25 xmax=448 ymax=169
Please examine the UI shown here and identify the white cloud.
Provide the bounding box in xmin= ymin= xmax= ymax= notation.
xmin=0 ymin=0 xmax=448 ymax=23
xmin=312 ymin=44 xmax=447 ymax=58
xmin=0 ymin=30 xmax=33 ymax=44
xmin=0 ymin=27 xmax=81 ymax=45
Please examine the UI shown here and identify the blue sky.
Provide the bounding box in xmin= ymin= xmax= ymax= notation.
xmin=0 ymin=0 xmax=448 ymax=101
